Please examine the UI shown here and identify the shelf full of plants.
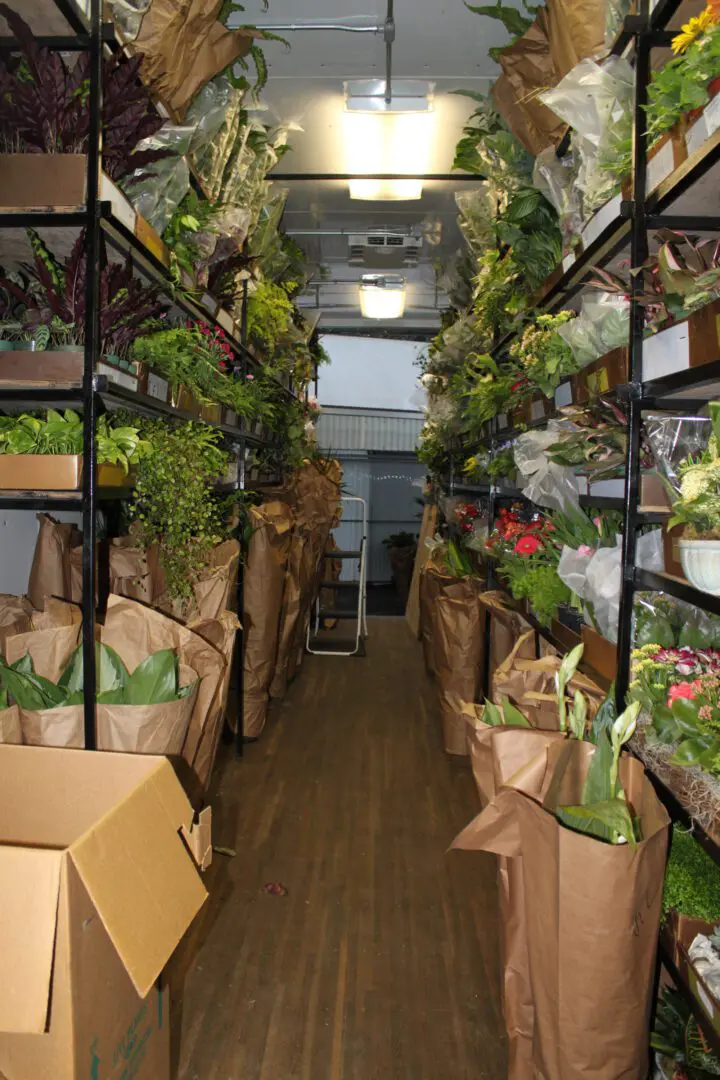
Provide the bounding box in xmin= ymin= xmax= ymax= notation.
xmin=0 ymin=0 xmax=332 ymax=775
xmin=417 ymin=0 xmax=720 ymax=1074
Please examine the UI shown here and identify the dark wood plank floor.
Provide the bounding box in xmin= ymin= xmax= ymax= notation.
xmin=173 ymin=618 xmax=506 ymax=1080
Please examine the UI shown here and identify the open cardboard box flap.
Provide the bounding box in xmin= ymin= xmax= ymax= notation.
xmin=68 ymin=763 xmax=208 ymax=999
xmin=0 ymin=847 xmax=63 ymax=1035
xmin=0 ymin=746 xmax=208 ymax=1032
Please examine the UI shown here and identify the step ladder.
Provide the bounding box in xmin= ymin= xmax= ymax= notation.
xmin=307 ymin=495 xmax=368 ymax=657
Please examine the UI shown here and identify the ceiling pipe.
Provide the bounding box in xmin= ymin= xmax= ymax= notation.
xmin=250 ymin=22 xmax=382 ymax=32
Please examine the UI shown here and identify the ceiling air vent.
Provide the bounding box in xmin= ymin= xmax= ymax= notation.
xmin=348 ymin=230 xmax=423 ymax=269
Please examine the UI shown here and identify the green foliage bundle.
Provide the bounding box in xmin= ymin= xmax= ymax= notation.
xmin=662 ymin=823 xmax=720 ymax=923
xmin=0 ymin=644 xmax=193 ymax=709
xmin=0 ymin=410 xmax=147 ymax=472
xmin=647 ymin=19 xmax=720 ymax=142
xmin=652 ymin=986 xmax=720 ymax=1078
xmin=246 ymin=281 xmax=295 ymax=356
xmin=129 ymin=419 xmax=230 ymax=601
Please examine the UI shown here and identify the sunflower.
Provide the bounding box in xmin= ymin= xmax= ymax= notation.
xmin=671 ymin=6 xmax=718 ymax=53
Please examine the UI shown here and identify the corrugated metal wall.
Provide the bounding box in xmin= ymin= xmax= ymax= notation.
xmin=316 ymin=407 xmax=423 ymax=454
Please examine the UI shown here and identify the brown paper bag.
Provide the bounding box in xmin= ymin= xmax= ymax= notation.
xmin=269 ymin=526 xmax=309 ymax=699
xmin=433 ymin=576 xmax=485 ymax=755
xmin=0 ymin=705 xmax=22 ymax=744
xmin=454 ymin=738 xmax=670 ymax=1080
xmin=27 ymin=513 xmax=79 ymax=609
xmin=0 ymin=595 xmax=34 ymax=656
xmin=493 ymin=631 xmax=605 ymax=729
xmin=493 ymin=9 xmax=568 ymax=156
xmin=243 ymin=502 xmax=293 ymax=737
xmin=109 ymin=536 xmax=153 ymax=603
xmin=189 ymin=611 xmax=239 ymax=790
xmin=457 ymin=701 xmax=569 ymax=1078
xmin=30 ymin=596 xmax=82 ymax=630
xmin=151 ymin=538 xmax=240 ymax=623
xmin=131 ymin=0 xmax=257 ymax=119
xmin=101 ymin=595 xmax=224 ymax=774
xmin=5 ymin=622 xmax=81 ymax=681
xmin=546 ymin=0 xmax=605 ymax=78
xmin=406 ymin=504 xmax=438 ymax=638
xmin=96 ymin=669 xmax=198 ymax=754
xmin=419 ymin=560 xmax=454 ymax=677
xmin=480 ymin=593 xmax=535 ymax=685
xmin=20 ymin=704 xmax=84 ymax=748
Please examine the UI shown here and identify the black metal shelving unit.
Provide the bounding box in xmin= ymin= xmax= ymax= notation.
xmin=0 ymin=0 xmax=292 ymax=756
xmin=439 ymin=0 xmax=720 ymax=1045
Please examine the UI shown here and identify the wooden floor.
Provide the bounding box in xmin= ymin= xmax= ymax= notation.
xmin=173 ymin=618 xmax=506 ymax=1080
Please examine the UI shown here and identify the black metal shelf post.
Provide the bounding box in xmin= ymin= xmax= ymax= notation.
xmin=235 ymin=274 xmax=249 ymax=757
xmin=79 ymin=0 xmax=102 ymax=750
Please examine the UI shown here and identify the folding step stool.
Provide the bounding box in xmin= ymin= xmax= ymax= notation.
xmin=306 ymin=495 xmax=368 ymax=657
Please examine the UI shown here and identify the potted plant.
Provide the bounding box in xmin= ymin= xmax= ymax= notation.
xmin=0 ymin=409 xmax=148 ymax=489
xmin=382 ymin=531 xmax=418 ymax=605
xmin=666 ymin=401 xmax=720 ymax=594
xmin=0 ymin=5 xmax=173 ymax=206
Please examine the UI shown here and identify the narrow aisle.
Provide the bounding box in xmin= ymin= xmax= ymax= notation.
xmin=174 ymin=619 xmax=506 ymax=1080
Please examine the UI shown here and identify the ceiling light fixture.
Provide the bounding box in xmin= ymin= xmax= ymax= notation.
xmin=359 ymin=274 xmax=407 ymax=319
xmin=343 ymin=80 xmax=435 ymax=201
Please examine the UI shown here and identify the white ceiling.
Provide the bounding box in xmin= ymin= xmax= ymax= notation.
xmin=231 ymin=0 xmax=508 ymax=332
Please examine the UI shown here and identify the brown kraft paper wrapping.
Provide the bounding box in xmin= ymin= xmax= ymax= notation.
xmin=69 ymin=535 xmax=152 ymax=605
xmin=5 ymin=622 xmax=81 ymax=682
xmin=406 ymin=503 xmax=438 ymax=638
xmin=0 ymin=595 xmax=34 ymax=656
xmin=188 ymin=611 xmax=240 ymax=790
xmin=492 ymin=9 xmax=567 ymax=156
xmin=0 ymin=705 xmax=22 ymax=744
xmin=27 ymin=513 xmax=79 ymax=609
xmin=96 ymin=669 xmax=198 ymax=754
xmin=492 ymin=631 xmax=605 ymax=728
xmin=101 ymin=595 xmax=224 ymax=773
xmin=269 ymin=526 xmax=310 ymax=699
xmin=243 ymin=502 xmax=293 ymax=737
xmin=419 ymin=560 xmax=454 ymax=677
xmin=546 ymin=0 xmax=606 ymax=78
xmin=151 ymin=538 xmax=240 ymax=623
xmin=453 ymin=737 xmax=670 ymax=1080
xmin=480 ymin=592 xmax=535 ymax=685
xmin=130 ymin=0 xmax=257 ymax=119
xmin=433 ymin=576 xmax=484 ymax=755
xmin=457 ymin=699 xmax=568 ymax=1079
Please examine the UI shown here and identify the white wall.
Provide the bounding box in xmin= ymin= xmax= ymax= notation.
xmin=318 ymin=335 xmax=427 ymax=411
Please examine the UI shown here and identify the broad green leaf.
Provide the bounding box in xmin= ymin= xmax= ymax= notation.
xmin=568 ymin=689 xmax=588 ymax=739
xmin=97 ymin=644 xmax=129 ymax=695
xmin=583 ymin=729 xmax=615 ymax=805
xmin=670 ymin=736 xmax=713 ymax=767
xmin=10 ymin=653 xmax=33 ymax=675
xmin=96 ymin=688 xmax=127 ymax=706
xmin=483 ymin=699 xmax=504 ymax=727
xmin=125 ymin=649 xmax=178 ymax=705
xmin=0 ymin=687 xmax=7 ymax=709
xmin=556 ymin=798 xmax=639 ymax=847
xmin=499 ymin=696 xmax=531 ymax=728
xmin=58 ymin=645 xmax=84 ymax=694
xmin=670 ymin=696 xmax=701 ymax=728
xmin=652 ymin=704 xmax=680 ymax=744
xmin=0 ymin=662 xmax=67 ymax=710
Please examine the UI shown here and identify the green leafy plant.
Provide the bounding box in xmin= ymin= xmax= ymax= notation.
xmin=556 ymin=698 xmax=642 ymax=845
xmin=0 ymin=644 xmax=193 ymax=709
xmin=509 ymin=311 xmax=578 ymax=397
xmin=652 ymin=986 xmax=720 ymax=1077
xmin=382 ymin=531 xmax=417 ymax=549
xmin=129 ymin=419 xmax=230 ymax=601
xmin=246 ymin=281 xmax=295 ymax=357
xmin=663 ymin=823 xmax=720 ymax=923
xmin=667 ymin=401 xmax=720 ymax=539
xmin=464 ymin=0 xmax=538 ymax=61
xmin=486 ymin=446 xmax=516 ymax=481
xmin=647 ymin=17 xmax=720 ymax=142
xmin=0 ymin=410 xmax=148 ymax=472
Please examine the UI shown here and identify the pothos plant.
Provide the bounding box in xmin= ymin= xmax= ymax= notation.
xmin=0 ymin=409 xmax=148 ymax=472
xmin=128 ymin=419 xmax=231 ymax=601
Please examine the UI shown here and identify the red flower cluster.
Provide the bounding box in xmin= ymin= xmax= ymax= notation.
xmin=486 ymin=508 xmax=553 ymax=557
xmin=454 ymin=502 xmax=480 ymax=534
xmin=187 ymin=319 xmax=234 ymax=372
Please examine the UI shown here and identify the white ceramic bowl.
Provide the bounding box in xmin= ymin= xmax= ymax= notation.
xmin=679 ymin=538 xmax=720 ymax=595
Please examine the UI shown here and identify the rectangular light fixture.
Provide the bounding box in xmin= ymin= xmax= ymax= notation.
xmin=359 ymin=274 xmax=407 ymax=319
xmin=343 ymin=80 xmax=435 ymax=201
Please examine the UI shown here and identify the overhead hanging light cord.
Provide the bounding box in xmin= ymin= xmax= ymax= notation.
xmin=385 ymin=0 xmax=395 ymax=105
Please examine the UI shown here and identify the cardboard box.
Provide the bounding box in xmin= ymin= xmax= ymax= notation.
xmin=0 ymin=745 xmax=208 ymax=1080
xmin=0 ymin=351 xmax=84 ymax=387
xmin=0 ymin=457 xmax=126 ymax=491
xmin=581 ymin=625 xmax=617 ymax=683
xmin=0 ymin=155 xmax=88 ymax=209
